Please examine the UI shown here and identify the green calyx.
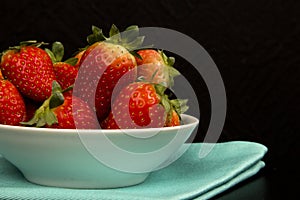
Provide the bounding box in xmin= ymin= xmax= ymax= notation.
xmin=9 ymin=40 xmax=48 ymax=51
xmin=21 ymin=81 xmax=67 ymax=127
xmin=87 ymin=24 xmax=147 ymax=52
xmin=45 ymin=41 xmax=78 ymax=66
xmin=0 ymin=40 xmax=48 ymax=57
xmin=154 ymin=84 xmax=189 ymax=120
xmin=160 ymin=50 xmax=175 ymax=66
xmin=159 ymin=50 xmax=181 ymax=87
xmin=136 ymin=50 xmax=181 ymax=88
xmin=170 ymin=99 xmax=189 ymax=118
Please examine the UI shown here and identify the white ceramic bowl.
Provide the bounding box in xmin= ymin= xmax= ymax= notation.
xmin=0 ymin=114 xmax=198 ymax=189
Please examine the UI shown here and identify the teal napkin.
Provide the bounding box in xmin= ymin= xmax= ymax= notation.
xmin=0 ymin=141 xmax=267 ymax=200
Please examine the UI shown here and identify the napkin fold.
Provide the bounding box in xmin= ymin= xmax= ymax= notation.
xmin=0 ymin=141 xmax=267 ymax=200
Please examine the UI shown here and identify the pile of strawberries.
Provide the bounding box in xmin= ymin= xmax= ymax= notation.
xmin=0 ymin=25 xmax=188 ymax=129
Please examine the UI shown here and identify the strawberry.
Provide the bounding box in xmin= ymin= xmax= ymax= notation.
xmin=0 ymin=41 xmax=56 ymax=102
xmin=22 ymin=81 xmax=98 ymax=129
xmin=53 ymin=62 xmax=78 ymax=92
xmin=165 ymin=109 xmax=180 ymax=127
xmin=0 ymin=74 xmax=26 ymax=125
xmin=100 ymin=82 xmax=188 ymax=129
xmin=48 ymin=94 xmax=98 ymax=129
xmin=74 ymin=49 xmax=86 ymax=69
xmin=23 ymin=97 xmax=41 ymax=122
xmin=75 ymin=25 xmax=144 ymax=122
xmin=135 ymin=49 xmax=180 ymax=87
xmin=45 ymin=42 xmax=78 ymax=91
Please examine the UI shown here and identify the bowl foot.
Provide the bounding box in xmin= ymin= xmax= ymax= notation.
xmin=23 ymin=172 xmax=149 ymax=189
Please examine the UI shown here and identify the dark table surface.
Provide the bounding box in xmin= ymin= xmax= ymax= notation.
xmin=214 ymin=166 xmax=297 ymax=200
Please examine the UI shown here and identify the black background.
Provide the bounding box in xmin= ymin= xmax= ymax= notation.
xmin=0 ymin=0 xmax=299 ymax=198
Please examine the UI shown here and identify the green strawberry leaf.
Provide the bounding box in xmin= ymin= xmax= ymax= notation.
xmin=19 ymin=40 xmax=38 ymax=46
xmin=52 ymin=41 xmax=64 ymax=62
xmin=87 ymin=25 xmax=106 ymax=45
xmin=45 ymin=48 xmax=56 ymax=63
xmin=161 ymin=95 xmax=171 ymax=113
xmin=49 ymin=92 xmax=64 ymax=109
xmin=51 ymin=80 xmax=63 ymax=94
xmin=168 ymin=66 xmax=180 ymax=77
xmin=20 ymin=99 xmax=58 ymax=127
xmin=158 ymin=50 xmax=181 ymax=87
xmin=170 ymin=99 xmax=189 ymax=115
xmin=46 ymin=42 xmax=79 ymax=65
xmin=153 ymin=83 xmax=188 ymax=122
xmin=109 ymin=24 xmax=120 ymax=37
xmin=109 ymin=25 xmax=121 ymax=44
xmin=86 ymin=24 xmax=149 ymax=52
xmin=64 ymin=57 xmax=78 ymax=66
xmin=36 ymin=116 xmax=46 ymax=127
xmin=168 ymin=67 xmax=181 ymax=87
xmin=167 ymin=56 xmax=175 ymax=66
xmin=124 ymin=25 xmax=139 ymax=42
xmin=21 ymin=81 xmax=64 ymax=127
xmin=154 ymin=84 xmax=167 ymax=96
xmin=130 ymin=51 xmax=142 ymax=60
xmin=160 ymin=51 xmax=175 ymax=66
xmin=62 ymin=85 xmax=74 ymax=93
xmin=44 ymin=108 xmax=57 ymax=126
xmin=125 ymin=36 xmax=145 ymax=51
xmin=49 ymin=80 xmax=64 ymax=109
xmin=8 ymin=41 xmax=48 ymax=52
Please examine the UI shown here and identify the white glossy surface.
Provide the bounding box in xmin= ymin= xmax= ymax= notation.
xmin=0 ymin=114 xmax=199 ymax=188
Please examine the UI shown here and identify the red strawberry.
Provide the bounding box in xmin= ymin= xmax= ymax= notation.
xmin=165 ymin=109 xmax=180 ymax=127
xmin=49 ymin=94 xmax=98 ymax=129
xmin=0 ymin=41 xmax=56 ymax=102
xmin=0 ymin=75 xmax=26 ymax=125
xmin=135 ymin=49 xmax=180 ymax=87
xmin=22 ymin=81 xmax=98 ymax=129
xmin=76 ymin=25 xmax=143 ymax=122
xmin=74 ymin=49 xmax=86 ymax=69
xmin=22 ymin=97 xmax=41 ymax=122
xmin=100 ymin=82 xmax=188 ymax=129
xmin=53 ymin=62 xmax=78 ymax=91
xmin=45 ymin=42 xmax=78 ymax=91
xmin=0 ymin=69 xmax=3 ymax=79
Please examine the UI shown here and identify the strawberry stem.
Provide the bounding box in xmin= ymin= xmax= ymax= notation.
xmin=159 ymin=50 xmax=180 ymax=87
xmin=12 ymin=40 xmax=48 ymax=50
xmin=64 ymin=57 xmax=78 ymax=66
xmin=154 ymin=83 xmax=189 ymax=122
xmin=170 ymin=99 xmax=189 ymax=118
xmin=45 ymin=41 xmax=78 ymax=66
xmin=21 ymin=96 xmax=58 ymax=127
xmin=51 ymin=41 xmax=64 ymax=62
xmin=86 ymin=24 xmax=147 ymax=52
xmin=20 ymin=81 xmax=65 ymax=127
xmin=61 ymin=84 xmax=74 ymax=93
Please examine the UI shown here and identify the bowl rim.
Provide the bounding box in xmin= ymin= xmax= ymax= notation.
xmin=0 ymin=114 xmax=199 ymax=135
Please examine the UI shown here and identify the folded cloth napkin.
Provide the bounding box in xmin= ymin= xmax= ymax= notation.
xmin=0 ymin=141 xmax=267 ymax=200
